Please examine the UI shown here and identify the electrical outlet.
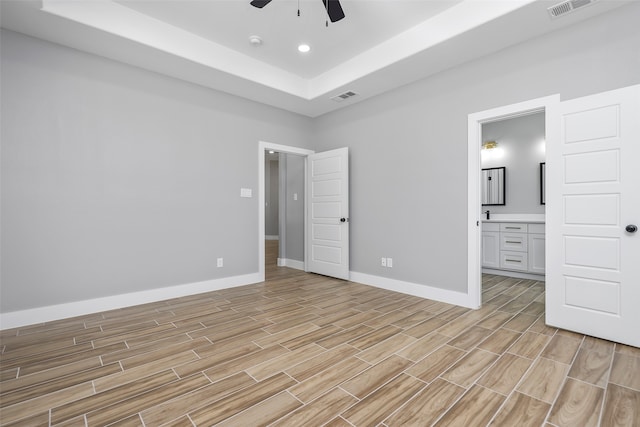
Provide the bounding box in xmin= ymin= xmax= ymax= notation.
xmin=217 ymin=258 xmax=223 ymax=268
xmin=387 ymin=258 xmax=393 ymax=268
xmin=381 ymin=257 xmax=387 ymax=267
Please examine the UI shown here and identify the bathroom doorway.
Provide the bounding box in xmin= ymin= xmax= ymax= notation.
xmin=467 ymin=95 xmax=559 ymax=308
xmin=479 ymin=111 xmax=546 ymax=285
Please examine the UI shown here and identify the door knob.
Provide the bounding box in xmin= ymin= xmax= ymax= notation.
xmin=626 ymin=224 xmax=637 ymax=233
xmin=340 ymin=218 xmax=347 ymax=223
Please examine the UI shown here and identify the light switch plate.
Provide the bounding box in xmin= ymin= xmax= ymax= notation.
xmin=240 ymin=188 xmax=252 ymax=198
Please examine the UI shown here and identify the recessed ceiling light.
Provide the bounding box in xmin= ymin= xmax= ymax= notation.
xmin=298 ymin=44 xmax=311 ymax=53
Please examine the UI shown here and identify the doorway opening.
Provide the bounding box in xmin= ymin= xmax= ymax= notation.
xmin=467 ymin=95 xmax=559 ymax=308
xmin=264 ymin=151 xmax=280 ymax=243
xmin=258 ymin=142 xmax=314 ymax=282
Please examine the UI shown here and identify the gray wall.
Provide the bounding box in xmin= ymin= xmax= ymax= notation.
xmin=0 ymin=29 xmax=312 ymax=312
xmin=265 ymin=157 xmax=279 ymax=236
xmin=481 ymin=112 xmax=545 ymax=215
xmin=311 ymin=3 xmax=640 ymax=293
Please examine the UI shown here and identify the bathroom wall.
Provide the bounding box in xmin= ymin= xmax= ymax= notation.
xmin=481 ymin=112 xmax=546 ymax=215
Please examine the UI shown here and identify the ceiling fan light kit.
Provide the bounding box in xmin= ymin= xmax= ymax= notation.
xmin=250 ymin=0 xmax=345 ymax=23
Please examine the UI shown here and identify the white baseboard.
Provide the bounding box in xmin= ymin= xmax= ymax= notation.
xmin=265 ymin=235 xmax=279 ymax=241
xmin=0 ymin=273 xmax=261 ymax=330
xmin=277 ymin=258 xmax=305 ymax=271
xmin=482 ymin=268 xmax=545 ymax=281
xmin=349 ymin=271 xmax=476 ymax=309
xmin=1 ymin=269 xmax=489 ymax=330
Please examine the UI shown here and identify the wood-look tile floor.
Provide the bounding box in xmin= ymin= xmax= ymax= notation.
xmin=1 ymin=240 xmax=639 ymax=426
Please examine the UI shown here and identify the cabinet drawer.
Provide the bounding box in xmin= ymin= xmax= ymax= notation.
xmin=500 ymin=251 xmax=529 ymax=271
xmin=500 ymin=223 xmax=528 ymax=233
xmin=500 ymin=233 xmax=527 ymax=252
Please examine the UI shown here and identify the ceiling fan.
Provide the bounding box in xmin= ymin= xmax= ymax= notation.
xmin=250 ymin=0 xmax=345 ymax=23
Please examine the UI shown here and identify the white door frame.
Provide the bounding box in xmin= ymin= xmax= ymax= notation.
xmin=467 ymin=95 xmax=560 ymax=308
xmin=258 ymin=141 xmax=314 ymax=282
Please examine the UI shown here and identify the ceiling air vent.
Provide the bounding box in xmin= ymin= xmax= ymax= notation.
xmin=548 ymin=0 xmax=597 ymax=19
xmin=331 ymin=91 xmax=358 ymax=102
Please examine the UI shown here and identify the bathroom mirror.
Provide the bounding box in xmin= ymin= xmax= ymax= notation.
xmin=482 ymin=167 xmax=505 ymax=206
xmin=540 ymin=162 xmax=546 ymax=205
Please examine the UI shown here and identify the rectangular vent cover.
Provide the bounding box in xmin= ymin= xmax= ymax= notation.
xmin=548 ymin=0 xmax=597 ymax=18
xmin=331 ymin=91 xmax=358 ymax=102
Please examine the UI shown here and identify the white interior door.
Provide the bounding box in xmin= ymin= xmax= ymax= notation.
xmin=306 ymin=148 xmax=349 ymax=280
xmin=546 ymin=84 xmax=640 ymax=347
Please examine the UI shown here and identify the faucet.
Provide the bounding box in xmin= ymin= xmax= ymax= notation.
xmin=484 ymin=210 xmax=490 ymax=220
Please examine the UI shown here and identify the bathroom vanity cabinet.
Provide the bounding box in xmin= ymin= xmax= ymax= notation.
xmin=482 ymin=221 xmax=545 ymax=276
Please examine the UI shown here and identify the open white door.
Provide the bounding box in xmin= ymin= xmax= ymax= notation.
xmin=306 ymin=148 xmax=349 ymax=280
xmin=547 ymin=84 xmax=640 ymax=347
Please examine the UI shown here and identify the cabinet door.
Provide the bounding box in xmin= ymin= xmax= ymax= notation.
xmin=482 ymin=231 xmax=500 ymax=269
xmin=528 ymin=233 xmax=546 ymax=275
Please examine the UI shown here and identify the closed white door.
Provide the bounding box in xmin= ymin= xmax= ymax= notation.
xmin=306 ymin=148 xmax=349 ymax=280
xmin=546 ymin=84 xmax=640 ymax=347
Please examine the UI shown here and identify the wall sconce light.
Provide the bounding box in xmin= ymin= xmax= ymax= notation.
xmin=482 ymin=140 xmax=498 ymax=150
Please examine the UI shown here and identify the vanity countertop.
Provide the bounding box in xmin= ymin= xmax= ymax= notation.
xmin=482 ymin=219 xmax=545 ymax=224
xmin=481 ymin=214 xmax=545 ymax=224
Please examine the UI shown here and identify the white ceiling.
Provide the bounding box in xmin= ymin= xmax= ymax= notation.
xmin=0 ymin=0 xmax=632 ymax=117
xmin=115 ymin=0 xmax=466 ymax=79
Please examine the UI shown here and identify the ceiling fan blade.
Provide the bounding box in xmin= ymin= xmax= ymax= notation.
xmin=322 ymin=0 xmax=345 ymax=22
xmin=250 ymin=0 xmax=273 ymax=8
